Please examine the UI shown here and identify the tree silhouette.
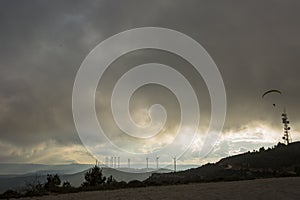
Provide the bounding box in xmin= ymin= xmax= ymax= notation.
xmin=44 ymin=174 xmax=61 ymax=191
xmin=259 ymin=147 xmax=265 ymax=152
xmin=82 ymin=165 xmax=106 ymax=187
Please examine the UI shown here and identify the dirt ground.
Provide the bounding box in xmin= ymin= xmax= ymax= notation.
xmin=18 ymin=177 xmax=300 ymax=200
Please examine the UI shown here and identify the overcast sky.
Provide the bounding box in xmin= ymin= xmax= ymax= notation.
xmin=0 ymin=0 xmax=300 ymax=166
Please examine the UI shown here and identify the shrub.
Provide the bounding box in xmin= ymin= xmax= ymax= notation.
xmin=44 ymin=174 xmax=61 ymax=191
xmin=62 ymin=181 xmax=72 ymax=188
xmin=106 ymin=175 xmax=117 ymax=185
xmin=127 ymin=180 xmax=145 ymax=188
xmin=0 ymin=189 xmax=21 ymax=199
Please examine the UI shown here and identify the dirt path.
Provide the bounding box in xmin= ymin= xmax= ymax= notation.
xmin=19 ymin=177 xmax=300 ymax=200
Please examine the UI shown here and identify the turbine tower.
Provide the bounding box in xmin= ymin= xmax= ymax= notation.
xmin=146 ymin=157 xmax=149 ymax=169
xmin=128 ymin=158 xmax=131 ymax=168
xmin=156 ymin=156 xmax=159 ymax=169
xmin=282 ymin=108 xmax=292 ymax=145
xmin=105 ymin=157 xmax=109 ymax=166
xmin=110 ymin=156 xmax=113 ymax=168
xmin=173 ymin=157 xmax=177 ymax=172
xmin=118 ymin=157 xmax=120 ymax=168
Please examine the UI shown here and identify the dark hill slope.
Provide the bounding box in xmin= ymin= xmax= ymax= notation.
xmin=218 ymin=142 xmax=300 ymax=169
xmin=145 ymin=142 xmax=300 ymax=185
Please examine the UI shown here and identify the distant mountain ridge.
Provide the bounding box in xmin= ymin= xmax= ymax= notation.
xmin=0 ymin=163 xmax=94 ymax=175
xmin=0 ymin=163 xmax=197 ymax=175
xmin=0 ymin=165 xmax=172 ymax=192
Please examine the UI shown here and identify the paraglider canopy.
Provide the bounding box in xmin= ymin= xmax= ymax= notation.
xmin=262 ymin=89 xmax=282 ymax=98
xmin=262 ymin=89 xmax=282 ymax=107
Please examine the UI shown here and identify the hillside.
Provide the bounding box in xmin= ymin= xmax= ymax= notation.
xmin=218 ymin=141 xmax=300 ymax=169
xmin=145 ymin=142 xmax=300 ymax=184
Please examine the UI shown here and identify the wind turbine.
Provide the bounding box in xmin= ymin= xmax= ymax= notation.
xmin=146 ymin=157 xmax=149 ymax=169
xmin=114 ymin=157 xmax=117 ymax=168
xmin=156 ymin=156 xmax=159 ymax=169
xmin=105 ymin=157 xmax=109 ymax=166
xmin=173 ymin=156 xmax=177 ymax=172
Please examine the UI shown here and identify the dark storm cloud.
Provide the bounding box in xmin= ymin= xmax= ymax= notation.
xmin=0 ymin=0 xmax=87 ymax=146
xmin=0 ymin=0 xmax=300 ymax=163
xmin=0 ymin=0 xmax=170 ymax=161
